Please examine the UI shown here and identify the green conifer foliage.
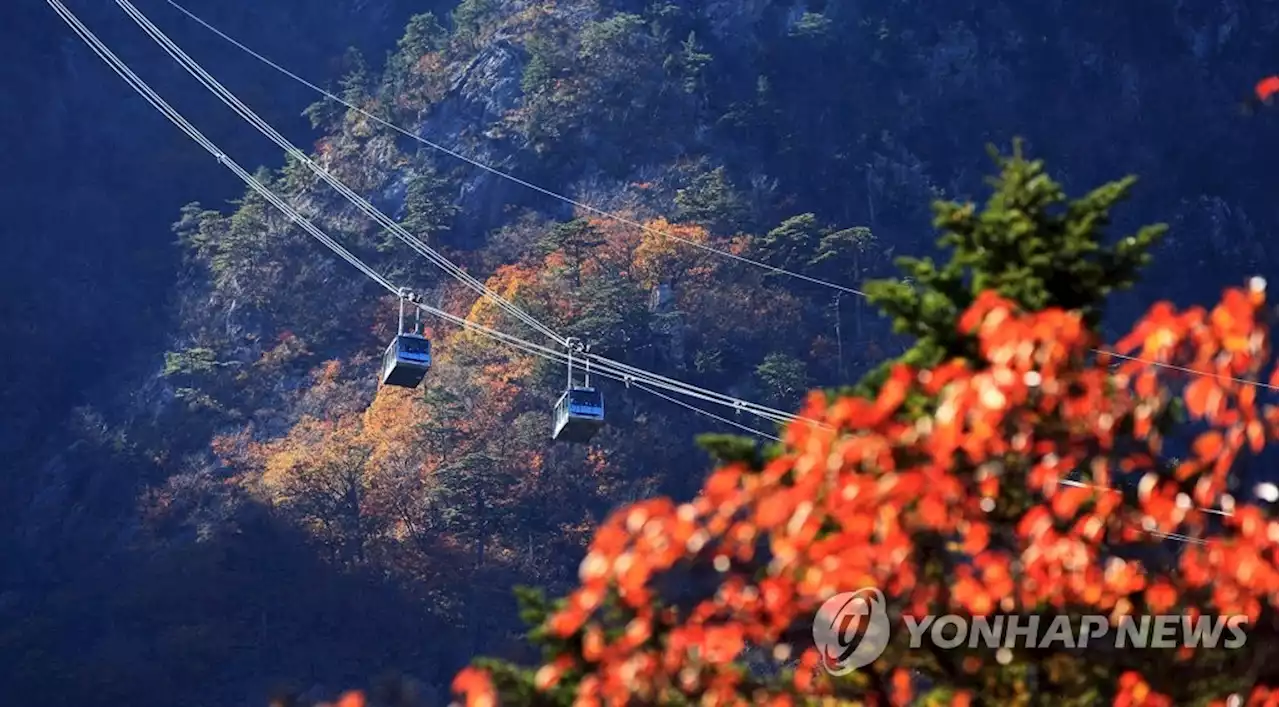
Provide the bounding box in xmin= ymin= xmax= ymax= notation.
xmin=857 ymin=140 xmax=1167 ymax=392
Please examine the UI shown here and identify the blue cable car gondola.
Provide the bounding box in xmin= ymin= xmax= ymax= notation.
xmin=554 ymin=386 xmax=605 ymax=442
xmin=380 ymin=289 xmax=432 ymax=389
xmin=553 ymin=338 xmax=605 ymax=443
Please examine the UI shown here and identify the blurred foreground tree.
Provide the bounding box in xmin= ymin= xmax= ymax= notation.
xmin=440 ymin=144 xmax=1279 ymax=706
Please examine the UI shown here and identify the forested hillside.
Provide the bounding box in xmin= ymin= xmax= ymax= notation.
xmin=3 ymin=1 xmax=1276 ymax=705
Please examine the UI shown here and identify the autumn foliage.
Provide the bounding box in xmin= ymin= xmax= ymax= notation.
xmin=448 ymin=277 xmax=1278 ymax=707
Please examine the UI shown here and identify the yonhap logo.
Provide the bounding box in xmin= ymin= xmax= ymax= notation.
xmin=812 ymin=587 xmax=891 ymax=675
xmin=810 ymin=586 xmax=1249 ymax=676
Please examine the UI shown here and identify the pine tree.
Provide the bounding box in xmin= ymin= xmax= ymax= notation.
xmin=855 ymin=140 xmax=1166 ymax=395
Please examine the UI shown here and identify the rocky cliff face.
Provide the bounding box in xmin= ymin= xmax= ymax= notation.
xmin=432 ymin=38 xmax=531 ymax=240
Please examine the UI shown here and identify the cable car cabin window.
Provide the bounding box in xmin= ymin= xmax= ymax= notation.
xmin=397 ymin=335 xmax=432 ymax=362
xmin=567 ymin=388 xmax=604 ymax=419
xmin=381 ymin=334 xmax=431 ymax=388
xmin=553 ymin=387 xmax=605 ymax=443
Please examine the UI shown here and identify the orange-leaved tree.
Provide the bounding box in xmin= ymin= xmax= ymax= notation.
xmin=438 ymin=143 xmax=1280 ymax=707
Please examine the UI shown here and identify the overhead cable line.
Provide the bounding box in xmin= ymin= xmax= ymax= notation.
xmin=161 ymin=0 xmax=867 ymax=297
xmin=1100 ymin=349 xmax=1278 ymax=392
xmin=1057 ymin=479 xmax=1231 ymax=521
xmin=119 ymin=0 xmax=565 ymax=349
xmin=404 ymin=296 xmax=801 ymax=427
xmin=630 ymin=382 xmax=782 ymax=442
xmin=47 ymin=0 xmax=795 ymax=440
xmin=160 ymin=0 xmax=1280 ymax=395
xmin=117 ymin=0 xmax=823 ymax=429
xmin=406 ymin=300 xmax=786 ymax=440
xmin=44 ymin=1 xmax=395 ymax=295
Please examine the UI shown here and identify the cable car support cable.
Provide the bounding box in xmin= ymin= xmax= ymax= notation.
xmin=117 ymin=0 xmax=565 ymax=349
xmin=50 ymin=0 xmax=810 ymax=438
xmin=114 ymin=0 xmax=822 ymax=429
